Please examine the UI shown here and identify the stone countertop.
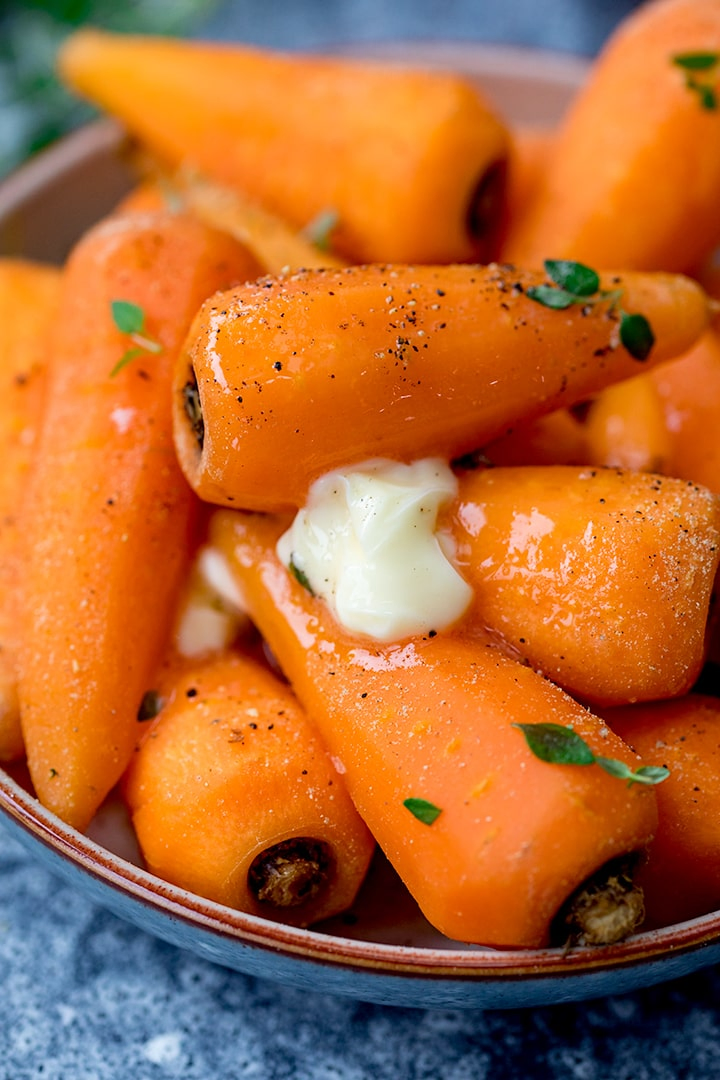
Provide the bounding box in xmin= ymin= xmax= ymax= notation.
xmin=4 ymin=2 xmax=719 ymax=1077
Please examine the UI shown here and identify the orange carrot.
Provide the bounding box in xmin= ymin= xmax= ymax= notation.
xmin=208 ymin=508 xmax=659 ymax=947
xmin=648 ymin=329 xmax=720 ymax=493
xmin=603 ymin=694 xmax=720 ymax=928
xmin=58 ymin=31 xmax=511 ymax=265
xmin=18 ymin=211 xmax=263 ymax=831
xmin=123 ymin=648 xmax=375 ymax=925
xmin=583 ymin=372 xmax=672 ymax=473
xmin=173 ymin=262 xmax=712 ymax=512
xmin=503 ymin=125 xmax=554 ymax=249
xmin=0 ymin=260 xmax=61 ymax=761
xmin=482 ymin=408 xmax=588 ymax=467
xmin=450 ymin=466 xmax=720 ymax=706
xmin=504 ymin=0 xmax=720 ymax=271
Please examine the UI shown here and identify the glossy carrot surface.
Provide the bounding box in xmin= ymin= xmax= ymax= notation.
xmin=174 ymin=263 xmax=711 ymax=511
xmin=0 ymin=260 xmax=61 ymax=762
xmin=208 ymin=509 xmax=659 ymax=947
xmin=59 ymin=31 xmax=510 ymax=264
xmin=124 ymin=649 xmax=375 ymax=925
xmin=19 ymin=212 xmax=263 ymax=830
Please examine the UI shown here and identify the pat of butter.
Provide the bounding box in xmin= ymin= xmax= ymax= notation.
xmin=276 ymin=458 xmax=473 ymax=642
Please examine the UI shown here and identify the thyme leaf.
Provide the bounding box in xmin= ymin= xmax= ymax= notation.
xmin=403 ymin=797 xmax=442 ymax=825
xmin=514 ymin=722 xmax=670 ymax=788
xmin=289 ymin=555 xmax=315 ymax=595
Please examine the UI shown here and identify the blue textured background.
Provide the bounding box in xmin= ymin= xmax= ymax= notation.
xmin=5 ymin=2 xmax=720 ymax=1077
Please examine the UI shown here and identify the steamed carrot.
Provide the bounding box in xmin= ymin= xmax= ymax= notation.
xmin=504 ymin=125 xmax=554 ymax=246
xmin=450 ymin=466 xmax=720 ymax=706
xmin=482 ymin=408 xmax=588 ymax=467
xmin=504 ymin=0 xmax=720 ymax=272
xmin=18 ymin=212 xmax=263 ymax=831
xmin=0 ymin=260 xmax=61 ymax=762
xmin=173 ymin=262 xmax=712 ymax=512
xmin=602 ymin=695 xmax=720 ymax=929
xmin=124 ymin=648 xmax=375 ymax=925
xmin=207 ymin=508 xmax=659 ymax=947
xmin=58 ymin=30 xmax=511 ymax=265
xmin=584 ymin=372 xmax=672 ymax=474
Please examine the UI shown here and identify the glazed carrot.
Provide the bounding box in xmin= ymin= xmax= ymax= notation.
xmin=123 ymin=649 xmax=375 ymax=925
xmin=18 ymin=212 xmax=263 ymax=831
xmin=58 ymin=30 xmax=511 ymax=265
xmin=174 ymin=262 xmax=712 ymax=511
xmin=584 ymin=373 xmax=672 ymax=473
xmin=208 ymin=509 xmax=659 ymax=948
xmin=482 ymin=408 xmax=588 ymax=467
xmin=504 ymin=0 xmax=720 ymax=271
xmin=450 ymin=466 xmax=720 ymax=706
xmin=0 ymin=260 xmax=61 ymax=762
xmin=503 ymin=125 xmax=554 ymax=249
xmin=648 ymin=329 xmax=720 ymax=493
xmin=602 ymin=695 xmax=720 ymax=929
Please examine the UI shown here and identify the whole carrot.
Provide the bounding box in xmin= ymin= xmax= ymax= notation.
xmin=174 ymin=262 xmax=712 ymax=511
xmin=450 ymin=465 xmax=720 ymax=706
xmin=58 ymin=31 xmax=510 ymax=265
xmin=208 ymin=508 xmax=659 ymax=948
xmin=0 ymin=260 xmax=61 ymax=762
xmin=503 ymin=0 xmax=720 ymax=271
xmin=124 ymin=648 xmax=375 ymax=925
xmin=602 ymin=694 xmax=720 ymax=929
xmin=19 ymin=211 xmax=263 ymax=831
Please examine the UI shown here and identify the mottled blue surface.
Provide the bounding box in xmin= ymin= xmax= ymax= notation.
xmin=6 ymin=1 xmax=720 ymax=1076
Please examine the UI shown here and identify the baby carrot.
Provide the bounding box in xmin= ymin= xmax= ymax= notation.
xmin=58 ymin=30 xmax=510 ymax=265
xmin=504 ymin=0 xmax=720 ymax=271
xmin=0 ymin=260 xmax=61 ymax=762
xmin=124 ymin=649 xmax=375 ymax=925
xmin=450 ymin=466 xmax=720 ymax=706
xmin=481 ymin=408 xmax=588 ymax=467
xmin=174 ymin=262 xmax=712 ymax=511
xmin=208 ymin=509 xmax=659 ymax=948
xmin=584 ymin=373 xmax=672 ymax=474
xmin=602 ymin=695 xmax=720 ymax=929
xmin=19 ymin=211 xmax=263 ymax=831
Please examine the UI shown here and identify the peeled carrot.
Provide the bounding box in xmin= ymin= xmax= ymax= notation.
xmin=123 ymin=649 xmax=375 ymax=925
xmin=58 ymin=30 xmax=511 ymax=265
xmin=482 ymin=408 xmax=588 ymax=467
xmin=648 ymin=329 xmax=720 ymax=493
xmin=584 ymin=373 xmax=672 ymax=474
xmin=174 ymin=262 xmax=712 ymax=511
xmin=503 ymin=125 xmax=554 ymax=248
xmin=504 ymin=0 xmax=720 ymax=271
xmin=18 ymin=211 xmax=263 ymax=831
xmin=603 ymin=695 xmax=720 ymax=929
xmin=450 ymin=466 xmax=720 ymax=706
xmin=208 ymin=508 xmax=659 ymax=947
xmin=0 ymin=260 xmax=61 ymax=761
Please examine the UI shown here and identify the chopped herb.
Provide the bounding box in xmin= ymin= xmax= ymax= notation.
xmin=514 ymin=721 xmax=669 ymax=787
xmin=137 ymin=689 xmax=165 ymax=722
xmin=527 ymin=259 xmax=655 ymax=361
xmin=109 ymin=299 xmax=162 ymax=376
xmin=672 ymin=51 xmax=719 ymax=110
xmin=289 ymin=554 xmax=315 ymax=595
xmin=403 ymin=797 xmax=442 ymax=825
xmin=303 ymin=208 xmax=339 ymax=252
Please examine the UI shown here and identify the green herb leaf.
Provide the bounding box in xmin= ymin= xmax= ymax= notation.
xmin=303 ymin=208 xmax=339 ymax=252
xmin=111 ymin=299 xmax=145 ymax=335
xmin=620 ymin=312 xmax=655 ymax=361
xmin=525 ymin=284 xmax=578 ymax=310
xmin=110 ymin=347 xmax=144 ymax=378
xmin=544 ymin=259 xmax=600 ymax=297
xmin=403 ymin=797 xmax=442 ymax=825
xmin=596 ymin=756 xmax=670 ymax=787
xmin=110 ymin=346 xmax=144 ymax=378
xmin=289 ymin=555 xmax=315 ymax=595
xmin=689 ymin=78 xmax=718 ymax=110
xmin=672 ymin=51 xmax=719 ymax=71
xmin=137 ymin=689 xmax=165 ymax=722
xmin=512 ymin=722 xmax=595 ymax=766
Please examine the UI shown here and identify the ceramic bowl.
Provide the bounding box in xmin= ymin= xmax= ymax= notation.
xmin=3 ymin=42 xmax=720 ymax=1010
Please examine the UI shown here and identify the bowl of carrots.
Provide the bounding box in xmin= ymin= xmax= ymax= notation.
xmin=4 ymin=0 xmax=720 ymax=1010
